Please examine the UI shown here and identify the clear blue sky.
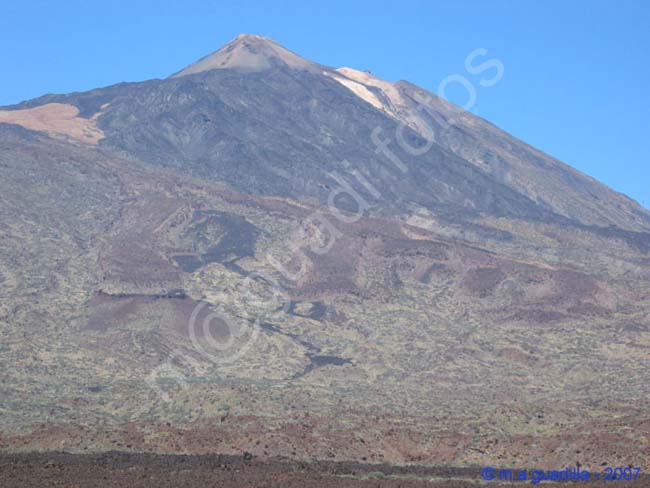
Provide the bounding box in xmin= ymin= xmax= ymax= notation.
xmin=1 ymin=0 xmax=648 ymax=208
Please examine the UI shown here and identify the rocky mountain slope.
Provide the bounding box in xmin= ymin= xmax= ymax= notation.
xmin=0 ymin=35 xmax=649 ymax=469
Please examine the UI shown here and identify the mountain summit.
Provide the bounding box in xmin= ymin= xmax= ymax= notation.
xmin=171 ymin=34 xmax=320 ymax=76
xmin=2 ymin=35 xmax=649 ymax=230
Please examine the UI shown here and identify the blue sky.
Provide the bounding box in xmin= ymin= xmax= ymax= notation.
xmin=1 ymin=0 xmax=648 ymax=207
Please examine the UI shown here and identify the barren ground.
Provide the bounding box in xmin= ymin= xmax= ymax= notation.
xmin=1 ymin=452 xmax=646 ymax=488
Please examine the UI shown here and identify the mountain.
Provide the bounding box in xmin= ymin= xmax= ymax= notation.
xmin=0 ymin=35 xmax=649 ymax=470
xmin=172 ymin=33 xmax=321 ymax=76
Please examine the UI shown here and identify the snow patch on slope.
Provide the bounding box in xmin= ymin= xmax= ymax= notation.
xmin=327 ymin=67 xmax=432 ymax=137
xmin=324 ymin=71 xmax=387 ymax=112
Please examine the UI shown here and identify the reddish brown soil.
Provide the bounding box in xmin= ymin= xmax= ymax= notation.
xmin=0 ymin=452 xmax=645 ymax=488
